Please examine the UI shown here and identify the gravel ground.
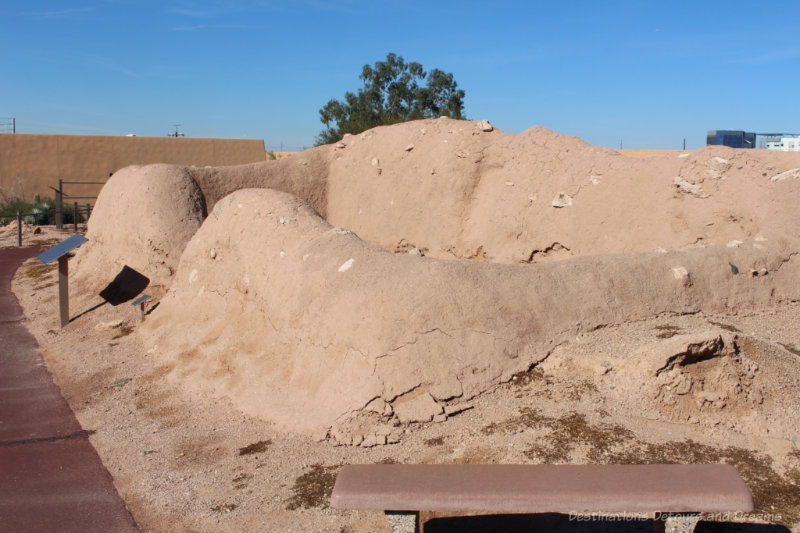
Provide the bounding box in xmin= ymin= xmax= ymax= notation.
xmin=6 ymin=228 xmax=800 ymax=532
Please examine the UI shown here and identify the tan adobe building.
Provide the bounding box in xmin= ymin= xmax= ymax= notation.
xmin=0 ymin=133 xmax=266 ymax=203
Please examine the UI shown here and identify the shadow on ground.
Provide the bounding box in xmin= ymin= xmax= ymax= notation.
xmin=424 ymin=514 xmax=790 ymax=532
xmin=99 ymin=265 xmax=149 ymax=306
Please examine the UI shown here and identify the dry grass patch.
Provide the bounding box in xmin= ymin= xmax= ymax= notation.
xmin=286 ymin=464 xmax=339 ymax=510
xmin=424 ymin=437 xmax=445 ymax=447
xmin=482 ymin=408 xmax=634 ymax=463
xmin=19 ymin=260 xmax=56 ymax=280
xmin=483 ymin=406 xmax=800 ymax=527
xmin=707 ymin=320 xmax=742 ymax=333
xmin=112 ymin=325 xmax=134 ymax=339
xmin=654 ymin=324 xmax=682 ymax=338
xmin=237 ymin=440 xmax=272 ymax=456
xmin=604 ymin=440 xmax=800 ymax=527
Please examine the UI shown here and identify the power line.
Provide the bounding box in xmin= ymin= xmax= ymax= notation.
xmin=0 ymin=117 xmax=15 ymax=133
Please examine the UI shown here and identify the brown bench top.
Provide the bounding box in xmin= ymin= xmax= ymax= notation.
xmin=330 ymin=464 xmax=754 ymax=514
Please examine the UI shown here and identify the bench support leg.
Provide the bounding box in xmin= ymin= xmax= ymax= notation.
xmin=654 ymin=513 xmax=701 ymax=533
xmin=384 ymin=511 xmax=419 ymax=533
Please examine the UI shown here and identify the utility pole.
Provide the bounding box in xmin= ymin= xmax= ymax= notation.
xmin=168 ymin=124 xmax=185 ymax=137
xmin=1 ymin=117 xmax=14 ymax=133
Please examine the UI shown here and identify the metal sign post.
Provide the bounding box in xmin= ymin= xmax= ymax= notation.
xmin=38 ymin=234 xmax=88 ymax=328
xmin=58 ymin=256 xmax=69 ymax=326
xmin=131 ymin=294 xmax=151 ymax=322
xmin=56 ymin=180 xmax=63 ymax=230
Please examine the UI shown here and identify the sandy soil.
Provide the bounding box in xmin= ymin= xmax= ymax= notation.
xmin=617 ymin=149 xmax=688 ymax=158
xmin=7 ymin=243 xmax=800 ymax=532
xmin=0 ymin=222 xmax=84 ymax=250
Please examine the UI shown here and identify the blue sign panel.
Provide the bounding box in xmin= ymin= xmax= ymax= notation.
xmin=38 ymin=234 xmax=88 ymax=264
xmin=131 ymin=294 xmax=151 ymax=306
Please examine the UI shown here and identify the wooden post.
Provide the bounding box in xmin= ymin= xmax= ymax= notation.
xmin=17 ymin=211 xmax=22 ymax=247
xmin=58 ymin=255 xmax=69 ymax=328
xmin=73 ymin=201 xmax=78 ymax=232
xmin=56 ymin=179 xmax=63 ymax=229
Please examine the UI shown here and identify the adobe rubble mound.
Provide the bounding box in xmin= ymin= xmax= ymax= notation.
xmin=69 ymin=118 xmax=800 ymax=442
xmin=139 ymin=187 xmax=799 ymax=441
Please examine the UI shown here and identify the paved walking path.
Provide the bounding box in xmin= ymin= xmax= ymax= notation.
xmin=0 ymin=247 xmax=139 ymax=532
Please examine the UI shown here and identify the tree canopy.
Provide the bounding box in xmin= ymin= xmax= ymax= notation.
xmin=315 ymin=53 xmax=466 ymax=146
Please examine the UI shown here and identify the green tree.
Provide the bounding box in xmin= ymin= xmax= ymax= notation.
xmin=315 ymin=53 xmax=466 ymax=146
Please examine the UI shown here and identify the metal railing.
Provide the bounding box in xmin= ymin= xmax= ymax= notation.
xmin=54 ymin=179 xmax=103 ymax=229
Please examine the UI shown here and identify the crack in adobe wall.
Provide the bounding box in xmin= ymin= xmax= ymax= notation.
xmin=770 ymin=251 xmax=798 ymax=273
xmin=452 ymin=143 xmax=491 ymax=258
xmin=523 ymin=242 xmax=571 ymax=264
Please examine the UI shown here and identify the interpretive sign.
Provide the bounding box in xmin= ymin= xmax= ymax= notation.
xmin=38 ymin=234 xmax=88 ymax=328
xmin=131 ymin=294 xmax=151 ymax=322
xmin=38 ymin=234 xmax=88 ymax=265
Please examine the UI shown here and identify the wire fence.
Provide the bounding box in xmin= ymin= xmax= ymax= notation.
xmin=0 ymin=204 xmax=92 ymax=226
xmin=0 ymin=204 xmax=92 ymax=247
xmin=1 ymin=179 xmax=100 ymax=247
xmin=0 ymin=208 xmax=56 ymax=227
xmin=53 ymin=180 xmax=101 ymax=229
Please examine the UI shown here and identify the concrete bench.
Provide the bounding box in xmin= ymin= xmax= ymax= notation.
xmin=330 ymin=464 xmax=754 ymax=533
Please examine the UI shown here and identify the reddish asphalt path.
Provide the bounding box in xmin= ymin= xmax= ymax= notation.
xmin=0 ymin=247 xmax=139 ymax=532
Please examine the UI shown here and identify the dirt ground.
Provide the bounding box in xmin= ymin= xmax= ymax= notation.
xmin=616 ymin=149 xmax=688 ymax=158
xmin=0 ymin=222 xmax=83 ymax=250
xmin=5 ymin=226 xmax=800 ymax=532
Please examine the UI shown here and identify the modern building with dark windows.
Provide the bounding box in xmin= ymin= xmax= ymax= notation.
xmin=706 ymin=130 xmax=756 ymax=148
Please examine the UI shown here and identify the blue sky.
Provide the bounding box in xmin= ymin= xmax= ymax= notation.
xmin=1 ymin=1 xmax=798 ymax=150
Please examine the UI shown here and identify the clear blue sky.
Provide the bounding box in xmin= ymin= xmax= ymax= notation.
xmin=1 ymin=1 xmax=798 ymax=150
